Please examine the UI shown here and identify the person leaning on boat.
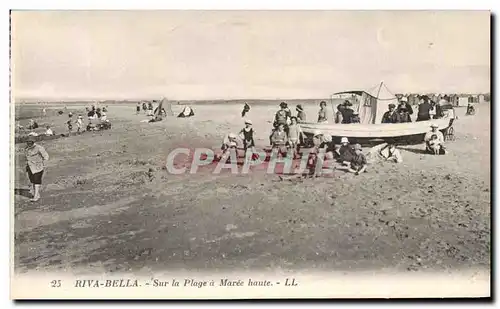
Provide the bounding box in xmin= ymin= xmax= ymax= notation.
xmin=381 ymin=104 xmax=400 ymax=123
xmin=340 ymin=101 xmax=355 ymax=124
xmin=296 ymin=104 xmax=307 ymax=123
xmin=334 ymin=104 xmax=344 ymax=124
xmin=397 ymin=97 xmax=413 ymax=116
xmin=318 ymin=101 xmax=328 ymax=123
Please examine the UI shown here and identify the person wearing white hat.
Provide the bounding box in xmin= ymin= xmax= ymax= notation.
xmin=397 ymin=96 xmax=414 ymax=117
xmin=219 ymin=132 xmax=239 ymax=161
xmin=424 ymin=124 xmax=446 ymax=154
xmin=76 ymin=115 xmax=84 ymax=133
xmin=347 ymin=143 xmax=367 ymax=175
xmin=337 ymin=136 xmax=356 ymax=165
xmin=239 ymin=120 xmax=256 ymax=162
xmin=24 ymin=135 xmax=49 ymax=202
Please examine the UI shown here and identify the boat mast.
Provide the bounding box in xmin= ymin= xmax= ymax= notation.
xmin=376 ymin=81 xmax=383 ymax=98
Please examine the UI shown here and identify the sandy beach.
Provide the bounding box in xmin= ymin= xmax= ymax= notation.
xmin=13 ymin=101 xmax=490 ymax=277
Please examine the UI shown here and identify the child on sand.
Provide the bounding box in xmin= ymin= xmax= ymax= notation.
xmin=287 ymin=117 xmax=304 ymax=159
xmin=239 ymin=120 xmax=256 ymax=162
xmin=45 ymin=125 xmax=54 ymax=136
xmin=428 ymin=134 xmax=441 ymax=155
xmin=66 ymin=119 xmax=73 ymax=135
xmin=219 ymin=133 xmax=239 ymax=162
xmin=76 ymin=115 xmax=84 ymax=133
xmin=347 ymin=144 xmax=367 ymax=175
xmin=270 ymin=123 xmax=288 ymax=157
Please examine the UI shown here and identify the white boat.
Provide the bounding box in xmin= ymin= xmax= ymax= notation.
xmin=300 ymin=83 xmax=456 ymax=144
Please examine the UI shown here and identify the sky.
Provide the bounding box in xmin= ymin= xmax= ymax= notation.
xmin=11 ymin=10 xmax=491 ymax=100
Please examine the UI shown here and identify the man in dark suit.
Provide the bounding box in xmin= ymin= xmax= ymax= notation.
xmin=381 ymin=104 xmax=400 ymax=123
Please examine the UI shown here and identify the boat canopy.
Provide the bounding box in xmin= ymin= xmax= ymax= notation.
xmin=331 ymin=83 xmax=399 ymax=125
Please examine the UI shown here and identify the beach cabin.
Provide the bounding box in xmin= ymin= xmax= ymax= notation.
xmin=457 ymin=95 xmax=469 ymax=107
xmin=478 ymin=94 xmax=486 ymax=103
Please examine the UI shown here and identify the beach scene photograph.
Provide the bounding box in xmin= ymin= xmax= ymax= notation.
xmin=10 ymin=10 xmax=491 ymax=298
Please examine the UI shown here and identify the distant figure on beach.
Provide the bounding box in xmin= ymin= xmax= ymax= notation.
xmin=24 ymin=135 xmax=49 ymax=202
xmin=295 ymin=105 xmax=306 ymax=123
xmin=27 ymin=119 xmax=39 ymax=130
xmin=239 ymin=119 xmax=255 ymax=163
xmin=136 ymin=102 xmax=141 ymax=115
xmin=147 ymin=102 xmax=154 ymax=116
xmin=41 ymin=108 xmax=47 ymax=118
xmin=142 ymin=102 xmax=147 ymax=114
xmin=241 ymin=103 xmax=250 ymax=117
xmin=317 ymin=101 xmax=328 ymax=123
xmin=76 ymin=115 xmax=84 ymax=133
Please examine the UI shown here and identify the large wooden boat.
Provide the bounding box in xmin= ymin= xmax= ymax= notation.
xmin=300 ymin=83 xmax=456 ymax=145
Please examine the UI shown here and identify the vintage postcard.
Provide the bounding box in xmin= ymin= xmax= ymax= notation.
xmin=10 ymin=10 xmax=491 ymax=299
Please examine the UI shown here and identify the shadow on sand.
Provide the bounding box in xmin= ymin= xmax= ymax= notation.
xmin=14 ymin=188 xmax=32 ymax=198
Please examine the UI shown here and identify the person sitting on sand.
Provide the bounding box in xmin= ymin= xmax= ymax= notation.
xmin=270 ymin=123 xmax=289 ymax=157
xmin=428 ymin=134 xmax=441 ymax=155
xmin=27 ymin=119 xmax=39 ymax=130
xmin=45 ymin=125 xmax=54 ymax=136
xmin=317 ymin=101 xmax=328 ymax=123
xmin=366 ymin=142 xmax=403 ymax=163
xmin=287 ymin=117 xmax=304 ymax=159
xmin=239 ymin=120 xmax=256 ymax=162
xmin=424 ymin=124 xmax=446 ymax=155
xmin=219 ymin=133 xmax=239 ymax=162
xmin=336 ymin=137 xmax=355 ymax=165
xmin=347 ymin=144 xmax=367 ymax=175
xmin=295 ymin=105 xmax=306 ymax=123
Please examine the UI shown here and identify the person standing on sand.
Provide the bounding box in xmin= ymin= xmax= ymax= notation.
xmin=239 ymin=120 xmax=256 ymax=162
xmin=136 ymin=102 xmax=141 ymax=115
xmin=287 ymin=117 xmax=304 ymax=159
xmin=335 ymin=104 xmax=344 ymax=124
xmin=24 ymin=136 xmax=49 ymax=202
xmin=296 ymin=105 xmax=307 ymax=123
xmin=241 ymin=103 xmax=250 ymax=117
xmin=76 ymin=115 xmax=84 ymax=133
xmin=270 ymin=102 xmax=291 ymax=145
xmin=270 ymin=123 xmax=288 ymax=157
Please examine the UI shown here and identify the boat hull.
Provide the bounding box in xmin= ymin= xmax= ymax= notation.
xmin=300 ymin=115 xmax=454 ymax=146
